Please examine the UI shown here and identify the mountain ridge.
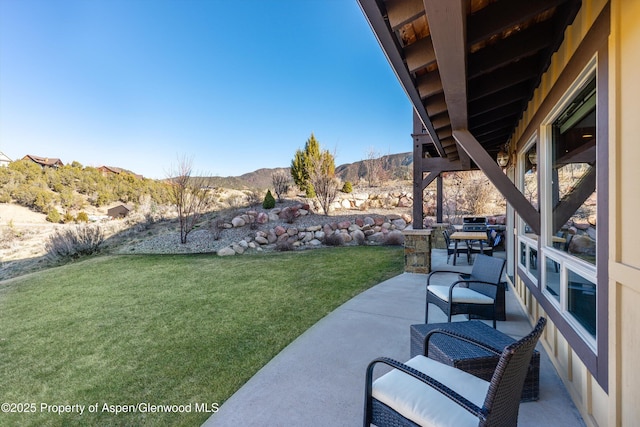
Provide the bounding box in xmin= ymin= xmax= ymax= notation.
xmin=203 ymin=152 xmax=413 ymax=190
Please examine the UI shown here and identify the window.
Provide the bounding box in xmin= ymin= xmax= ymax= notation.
xmin=550 ymin=77 xmax=597 ymax=265
xmin=539 ymin=65 xmax=598 ymax=342
xmin=517 ymin=137 xmax=539 ymax=283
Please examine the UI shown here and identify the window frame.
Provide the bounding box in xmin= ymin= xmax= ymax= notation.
xmin=539 ymin=58 xmax=598 ymax=348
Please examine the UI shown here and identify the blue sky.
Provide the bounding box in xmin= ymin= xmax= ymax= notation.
xmin=0 ymin=0 xmax=412 ymax=179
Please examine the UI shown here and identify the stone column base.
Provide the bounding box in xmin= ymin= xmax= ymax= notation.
xmin=402 ymin=227 xmax=431 ymax=274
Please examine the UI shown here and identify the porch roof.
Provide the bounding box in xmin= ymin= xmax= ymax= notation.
xmin=357 ymin=0 xmax=581 ymax=167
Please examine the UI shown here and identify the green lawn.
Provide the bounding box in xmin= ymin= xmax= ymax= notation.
xmin=0 ymin=247 xmax=403 ymax=426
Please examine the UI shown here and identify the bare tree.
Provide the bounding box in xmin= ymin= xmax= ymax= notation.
xmin=167 ymin=156 xmax=213 ymax=244
xmin=309 ymin=150 xmax=339 ymax=215
xmin=363 ymin=147 xmax=390 ymax=187
xmin=271 ymin=171 xmax=290 ymax=202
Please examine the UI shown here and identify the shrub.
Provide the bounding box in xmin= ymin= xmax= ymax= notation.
xmin=46 ymin=208 xmax=61 ymax=223
xmin=282 ymin=206 xmax=299 ymax=224
xmin=45 ymin=224 xmax=105 ymax=261
xmin=62 ymin=211 xmax=75 ymax=224
xmin=262 ymin=190 xmax=276 ymax=209
xmin=246 ymin=191 xmax=262 ymax=207
xmin=342 ymin=181 xmax=353 ymax=193
xmin=76 ymin=211 xmax=89 ymax=222
xmin=208 ymin=218 xmax=224 ymax=241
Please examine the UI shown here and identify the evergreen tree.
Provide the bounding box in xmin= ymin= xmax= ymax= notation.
xmin=290 ymin=133 xmax=326 ymax=196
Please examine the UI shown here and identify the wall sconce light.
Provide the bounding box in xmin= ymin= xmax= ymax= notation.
xmin=497 ymin=150 xmax=509 ymax=167
xmin=528 ymin=150 xmax=537 ymax=165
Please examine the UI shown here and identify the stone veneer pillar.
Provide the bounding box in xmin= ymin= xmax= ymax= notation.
xmin=429 ymin=223 xmax=449 ymax=249
xmin=402 ymin=227 xmax=431 ymax=274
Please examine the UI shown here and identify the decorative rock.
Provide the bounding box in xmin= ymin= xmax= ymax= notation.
xmin=351 ymin=229 xmax=365 ymax=243
xmin=309 ymin=239 xmax=322 ymax=246
xmin=368 ymin=232 xmax=386 ymax=243
xmin=314 ymin=231 xmax=325 ymax=240
xmin=341 ymin=199 xmax=351 ymax=209
xmin=307 ymin=225 xmax=321 ymax=232
xmin=274 ymin=226 xmax=286 ymax=236
xmin=255 ymin=236 xmax=268 ymax=245
xmin=268 ymin=212 xmax=280 ymax=222
xmin=256 ymin=212 xmax=268 ymax=224
xmin=231 ymin=243 xmax=245 ymax=254
xmin=355 ymin=218 xmax=364 ymax=227
xmin=217 ymin=247 xmax=236 ymax=256
xmin=364 ymin=217 xmax=375 ymax=226
xmin=238 ymin=240 xmax=249 ymax=249
xmin=286 ymin=227 xmax=298 ymax=236
xmin=231 ymin=217 xmax=245 ymax=228
xmin=392 ymin=218 xmax=407 ymax=229
xmin=374 ymin=216 xmax=385 ymax=226
xmin=348 ymin=224 xmax=360 ymax=232
xmin=337 ymin=220 xmax=351 ymax=229
xmin=386 ymin=230 xmax=405 ymax=245
xmin=298 ymin=209 xmax=309 ymax=216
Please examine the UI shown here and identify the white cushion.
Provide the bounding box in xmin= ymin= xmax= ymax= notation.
xmin=372 ymin=355 xmax=489 ymax=427
xmin=428 ymin=285 xmax=494 ymax=304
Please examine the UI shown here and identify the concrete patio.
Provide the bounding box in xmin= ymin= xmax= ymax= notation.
xmin=203 ymin=249 xmax=585 ymax=427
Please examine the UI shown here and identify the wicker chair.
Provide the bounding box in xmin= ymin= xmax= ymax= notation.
xmin=425 ymin=254 xmax=506 ymax=328
xmin=363 ymin=317 xmax=546 ymax=427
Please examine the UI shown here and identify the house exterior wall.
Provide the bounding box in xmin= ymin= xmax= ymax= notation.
xmin=505 ymin=1 xmax=638 ymax=426
xmin=608 ymin=0 xmax=640 ymax=425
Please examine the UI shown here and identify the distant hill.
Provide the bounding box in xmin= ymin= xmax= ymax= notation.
xmin=198 ymin=153 xmax=413 ymax=190
xmin=335 ymin=152 xmax=412 ymax=183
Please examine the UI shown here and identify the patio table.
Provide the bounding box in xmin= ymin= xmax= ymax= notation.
xmin=410 ymin=321 xmax=540 ymax=401
xmin=450 ymin=231 xmax=488 ymax=265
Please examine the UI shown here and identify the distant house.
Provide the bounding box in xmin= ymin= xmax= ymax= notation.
xmin=98 ymin=165 xmax=143 ymax=179
xmin=0 ymin=151 xmax=11 ymax=167
xmin=107 ymin=204 xmax=132 ymax=219
xmin=23 ymin=154 xmax=63 ymax=169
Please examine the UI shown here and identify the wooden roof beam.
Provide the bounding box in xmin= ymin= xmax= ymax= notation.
xmin=454 ymin=129 xmax=540 ymax=234
xmin=416 ymin=71 xmax=443 ymax=99
xmin=467 ymin=0 xmax=567 ymax=45
xmin=405 ymin=36 xmax=436 ymax=73
xmin=468 ymin=19 xmax=554 ymax=78
xmin=423 ymin=0 xmax=470 ymax=168
xmin=357 ymin=0 xmax=447 ymax=157
xmin=387 ymin=0 xmax=426 ymax=31
xmin=467 ymin=56 xmax=540 ymax=101
xmin=468 ymin=102 xmax=521 ymax=128
xmin=468 ymin=84 xmax=529 ymax=117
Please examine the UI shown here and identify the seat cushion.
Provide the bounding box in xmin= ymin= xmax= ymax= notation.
xmin=372 ymin=355 xmax=489 ymax=427
xmin=428 ymin=285 xmax=494 ymax=304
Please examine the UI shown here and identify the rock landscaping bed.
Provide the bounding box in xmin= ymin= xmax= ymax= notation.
xmin=116 ymin=202 xmax=413 ymax=256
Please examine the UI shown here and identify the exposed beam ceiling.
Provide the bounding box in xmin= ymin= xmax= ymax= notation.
xmin=357 ymin=0 xmax=581 ymax=165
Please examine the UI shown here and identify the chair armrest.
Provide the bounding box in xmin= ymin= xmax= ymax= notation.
xmin=365 ymin=357 xmax=485 ymax=421
xmin=427 ymin=269 xmax=469 ymax=286
xmin=423 ymin=329 xmax=502 ymax=357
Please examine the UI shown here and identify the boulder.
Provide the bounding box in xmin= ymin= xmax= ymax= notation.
xmin=256 ymin=212 xmax=269 ymax=224
xmin=217 ymin=247 xmax=236 ymax=256
xmin=255 ymin=236 xmax=269 ymax=245
xmin=391 ymin=218 xmax=407 ymax=229
xmin=231 ymin=217 xmax=245 ymax=228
